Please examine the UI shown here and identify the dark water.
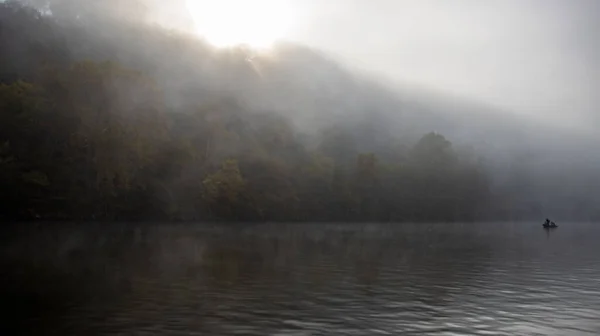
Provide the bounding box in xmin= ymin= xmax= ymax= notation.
xmin=1 ymin=222 xmax=599 ymax=335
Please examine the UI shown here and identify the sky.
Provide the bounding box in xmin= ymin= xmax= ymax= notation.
xmin=282 ymin=0 xmax=600 ymax=130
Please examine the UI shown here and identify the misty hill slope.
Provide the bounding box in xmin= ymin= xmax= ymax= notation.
xmin=3 ymin=1 xmax=583 ymax=156
xmin=1 ymin=1 xmax=599 ymax=221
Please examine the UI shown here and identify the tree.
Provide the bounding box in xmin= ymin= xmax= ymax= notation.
xmin=0 ymin=141 xmax=20 ymax=219
xmin=354 ymin=153 xmax=380 ymax=219
xmin=0 ymin=2 xmax=506 ymax=222
xmin=296 ymin=152 xmax=335 ymax=220
xmin=22 ymin=0 xmax=194 ymax=30
xmin=407 ymin=133 xmax=460 ymax=221
xmin=22 ymin=0 xmax=149 ymax=22
xmin=240 ymin=157 xmax=298 ymax=221
xmin=410 ymin=132 xmax=456 ymax=169
xmin=202 ymin=159 xmax=246 ymax=219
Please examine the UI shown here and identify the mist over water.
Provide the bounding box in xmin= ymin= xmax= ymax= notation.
xmin=2 ymin=223 xmax=600 ymax=335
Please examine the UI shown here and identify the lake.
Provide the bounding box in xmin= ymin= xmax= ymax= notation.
xmin=1 ymin=222 xmax=599 ymax=335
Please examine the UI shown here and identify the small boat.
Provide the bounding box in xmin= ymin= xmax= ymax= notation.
xmin=543 ymin=221 xmax=558 ymax=228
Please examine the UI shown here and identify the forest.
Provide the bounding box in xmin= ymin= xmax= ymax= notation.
xmin=0 ymin=1 xmax=597 ymax=222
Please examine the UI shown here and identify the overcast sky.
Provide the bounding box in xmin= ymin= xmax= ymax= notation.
xmin=283 ymin=0 xmax=600 ymax=130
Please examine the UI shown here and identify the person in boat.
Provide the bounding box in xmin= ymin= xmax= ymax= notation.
xmin=544 ymin=218 xmax=551 ymax=226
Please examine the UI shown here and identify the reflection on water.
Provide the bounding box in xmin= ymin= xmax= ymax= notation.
xmin=1 ymin=223 xmax=599 ymax=335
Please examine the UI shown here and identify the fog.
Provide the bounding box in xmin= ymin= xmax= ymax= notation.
xmin=288 ymin=0 xmax=600 ymax=132
xmin=1 ymin=0 xmax=599 ymax=221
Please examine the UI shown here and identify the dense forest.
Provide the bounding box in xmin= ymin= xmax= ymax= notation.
xmin=0 ymin=1 xmax=598 ymax=222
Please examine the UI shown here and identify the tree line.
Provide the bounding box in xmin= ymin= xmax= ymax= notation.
xmin=0 ymin=1 xmax=492 ymax=221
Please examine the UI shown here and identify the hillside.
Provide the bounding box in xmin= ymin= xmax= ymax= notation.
xmin=1 ymin=1 xmax=598 ymax=221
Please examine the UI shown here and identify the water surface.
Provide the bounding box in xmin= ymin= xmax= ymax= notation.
xmin=1 ymin=222 xmax=599 ymax=335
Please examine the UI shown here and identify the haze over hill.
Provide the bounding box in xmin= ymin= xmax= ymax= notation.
xmin=0 ymin=0 xmax=599 ymax=221
xmin=289 ymin=0 xmax=600 ymax=131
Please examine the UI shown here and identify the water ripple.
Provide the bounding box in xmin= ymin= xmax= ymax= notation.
xmin=1 ymin=222 xmax=600 ymax=335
